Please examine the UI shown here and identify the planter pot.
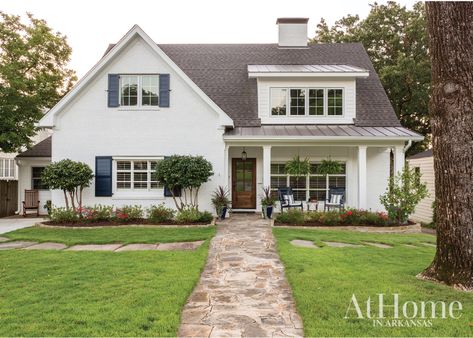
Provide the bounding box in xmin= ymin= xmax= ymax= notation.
xmin=266 ymin=206 xmax=274 ymax=219
xmin=220 ymin=206 xmax=228 ymax=220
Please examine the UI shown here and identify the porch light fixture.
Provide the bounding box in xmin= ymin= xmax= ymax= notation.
xmin=241 ymin=148 xmax=247 ymax=161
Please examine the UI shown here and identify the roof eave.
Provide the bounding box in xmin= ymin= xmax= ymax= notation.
xmin=223 ymin=135 xmax=424 ymax=142
xmin=248 ymin=72 xmax=369 ymax=79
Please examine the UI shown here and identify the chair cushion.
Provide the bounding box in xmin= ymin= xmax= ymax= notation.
xmin=330 ymin=194 xmax=342 ymax=204
xmin=283 ymin=194 xmax=295 ymax=205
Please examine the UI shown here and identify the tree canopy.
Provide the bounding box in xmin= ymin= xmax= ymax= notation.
xmin=155 ymin=155 xmax=214 ymax=211
xmin=0 ymin=12 xmax=76 ymax=152
xmin=311 ymin=2 xmax=430 ymax=154
xmin=41 ymin=159 xmax=93 ymax=211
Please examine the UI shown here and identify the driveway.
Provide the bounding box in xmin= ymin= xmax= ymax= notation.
xmin=0 ymin=217 xmax=43 ymax=234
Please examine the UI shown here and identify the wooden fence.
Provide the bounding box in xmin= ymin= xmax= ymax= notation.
xmin=0 ymin=180 xmax=18 ymax=217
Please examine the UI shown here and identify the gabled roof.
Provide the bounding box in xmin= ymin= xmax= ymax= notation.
xmin=407 ymin=149 xmax=433 ymax=160
xmin=157 ymin=43 xmax=401 ymax=127
xmin=16 ymin=137 xmax=51 ymax=158
xmin=39 ymin=25 xmax=233 ymax=128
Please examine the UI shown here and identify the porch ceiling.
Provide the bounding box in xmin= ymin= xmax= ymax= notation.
xmin=224 ymin=125 xmax=423 ymax=141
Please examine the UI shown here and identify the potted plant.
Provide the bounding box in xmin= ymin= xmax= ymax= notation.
xmin=211 ymin=186 xmax=230 ymax=220
xmin=261 ymin=186 xmax=277 ymax=219
xmin=316 ymin=158 xmax=343 ymax=175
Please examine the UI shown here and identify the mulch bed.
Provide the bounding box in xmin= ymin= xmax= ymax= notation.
xmin=274 ymin=220 xmax=415 ymax=227
xmin=42 ymin=219 xmax=210 ymax=227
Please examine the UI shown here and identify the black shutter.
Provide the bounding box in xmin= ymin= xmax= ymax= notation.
xmin=159 ymin=74 xmax=170 ymax=107
xmin=95 ymin=156 xmax=112 ymax=196
xmin=108 ymin=74 xmax=119 ymax=107
xmin=164 ymin=185 xmax=182 ymax=197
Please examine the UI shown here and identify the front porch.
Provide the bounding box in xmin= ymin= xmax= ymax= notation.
xmin=223 ymin=142 xmax=406 ymax=213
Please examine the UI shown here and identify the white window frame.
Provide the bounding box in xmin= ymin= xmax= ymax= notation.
xmin=118 ymin=74 xmax=159 ymax=108
xmin=31 ymin=166 xmax=48 ymax=190
xmin=0 ymin=158 xmax=16 ymax=179
xmin=270 ymin=161 xmax=347 ymax=202
xmin=112 ymin=157 xmax=164 ymax=200
xmin=270 ymin=87 xmax=344 ymax=117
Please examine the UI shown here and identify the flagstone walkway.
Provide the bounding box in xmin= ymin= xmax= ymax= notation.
xmin=178 ymin=214 xmax=303 ymax=338
xmin=0 ymin=240 xmax=204 ymax=251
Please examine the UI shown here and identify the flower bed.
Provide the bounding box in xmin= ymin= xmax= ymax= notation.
xmin=44 ymin=204 xmax=214 ymax=227
xmin=274 ymin=209 xmax=413 ymax=227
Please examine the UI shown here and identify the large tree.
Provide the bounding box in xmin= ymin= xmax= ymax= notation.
xmin=419 ymin=2 xmax=473 ymax=290
xmin=0 ymin=12 xmax=76 ymax=152
xmin=312 ymin=2 xmax=430 ymax=155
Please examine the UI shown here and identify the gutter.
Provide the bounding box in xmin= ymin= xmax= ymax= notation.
xmin=403 ymin=140 xmax=413 ymax=153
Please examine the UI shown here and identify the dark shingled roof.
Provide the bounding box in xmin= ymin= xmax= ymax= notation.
xmin=157 ymin=43 xmax=401 ymax=128
xmin=407 ymin=148 xmax=433 ymax=160
xmin=16 ymin=136 xmax=51 ymax=158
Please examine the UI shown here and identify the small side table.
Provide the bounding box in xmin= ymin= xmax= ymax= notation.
xmin=306 ymin=200 xmax=318 ymax=212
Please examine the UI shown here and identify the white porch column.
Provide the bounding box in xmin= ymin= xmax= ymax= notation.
xmin=393 ymin=145 xmax=405 ymax=176
xmin=262 ymin=145 xmax=272 ymax=188
xmin=224 ymin=145 xmax=229 ymax=189
xmin=358 ymin=145 xmax=367 ymax=209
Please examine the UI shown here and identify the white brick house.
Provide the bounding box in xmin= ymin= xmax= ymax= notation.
xmin=17 ymin=19 xmax=422 ymax=214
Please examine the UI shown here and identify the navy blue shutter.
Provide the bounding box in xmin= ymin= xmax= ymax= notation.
xmin=159 ymin=74 xmax=170 ymax=107
xmin=95 ymin=156 xmax=113 ymax=196
xmin=108 ymin=74 xmax=120 ymax=107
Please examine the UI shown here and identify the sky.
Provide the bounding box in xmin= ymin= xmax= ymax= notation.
xmin=1 ymin=0 xmax=417 ymax=77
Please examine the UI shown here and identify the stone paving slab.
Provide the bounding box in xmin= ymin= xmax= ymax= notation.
xmin=67 ymin=244 xmax=123 ymax=251
xmin=0 ymin=241 xmax=37 ymax=250
xmin=157 ymin=240 xmax=205 ymax=251
xmin=323 ymin=241 xmax=363 ymax=248
xmin=115 ymin=243 xmax=158 ymax=251
xmin=0 ymin=236 xmax=9 ymax=242
xmin=178 ymin=214 xmax=303 ymax=337
xmin=363 ymin=242 xmax=393 ymax=249
xmin=24 ymin=242 xmax=67 ymax=250
xmin=290 ymin=239 xmax=319 ymax=248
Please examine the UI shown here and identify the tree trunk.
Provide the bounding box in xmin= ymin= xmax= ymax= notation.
xmin=63 ymin=190 xmax=69 ymax=209
xmin=420 ymin=2 xmax=473 ymax=290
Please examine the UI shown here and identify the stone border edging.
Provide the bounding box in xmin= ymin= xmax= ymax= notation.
xmin=270 ymin=219 xmax=422 ymax=233
xmin=36 ymin=221 xmax=215 ymax=229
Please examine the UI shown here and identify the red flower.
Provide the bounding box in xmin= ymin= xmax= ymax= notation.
xmin=347 ymin=211 xmax=353 ymax=216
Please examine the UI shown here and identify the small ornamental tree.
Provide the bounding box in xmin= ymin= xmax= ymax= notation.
xmin=155 ymin=155 xmax=213 ymax=211
xmin=41 ymin=159 xmax=94 ymax=211
xmin=379 ymin=166 xmax=428 ymax=224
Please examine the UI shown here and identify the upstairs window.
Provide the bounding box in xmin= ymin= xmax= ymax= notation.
xmin=270 ymin=87 xmax=343 ymax=117
xmin=290 ymin=89 xmax=305 ymax=115
xmin=328 ymin=89 xmax=343 ymax=115
xmin=270 ymin=88 xmax=287 ymax=115
xmin=120 ymin=75 xmax=159 ymax=107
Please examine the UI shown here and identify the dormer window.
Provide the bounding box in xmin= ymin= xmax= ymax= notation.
xmin=270 ymin=87 xmax=343 ymax=117
xmin=119 ymin=74 xmax=159 ymax=107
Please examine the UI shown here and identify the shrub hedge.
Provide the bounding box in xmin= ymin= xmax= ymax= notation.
xmin=276 ymin=208 xmax=390 ymax=226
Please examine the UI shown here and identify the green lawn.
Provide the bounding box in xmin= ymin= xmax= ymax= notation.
xmin=0 ymin=227 xmax=214 ymax=336
xmin=4 ymin=225 xmax=216 ymax=245
xmin=273 ymin=228 xmax=473 ymax=337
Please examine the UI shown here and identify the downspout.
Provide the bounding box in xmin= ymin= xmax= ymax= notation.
xmin=403 ymin=140 xmax=413 ymax=153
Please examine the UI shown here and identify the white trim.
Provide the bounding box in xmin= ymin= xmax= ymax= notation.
xmin=223 ymin=135 xmax=424 ymax=142
xmin=249 ymin=72 xmax=369 ymax=78
xmin=39 ymin=25 xmax=233 ymax=128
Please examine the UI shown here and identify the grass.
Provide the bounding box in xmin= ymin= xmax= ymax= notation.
xmin=273 ymin=228 xmax=473 ymax=337
xmin=3 ymin=225 xmax=216 ymax=245
xmin=0 ymin=232 xmax=212 ymax=336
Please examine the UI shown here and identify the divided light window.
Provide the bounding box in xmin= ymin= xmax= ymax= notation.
xmin=32 ymin=167 xmax=48 ymax=190
xmin=116 ymin=160 xmax=163 ymax=190
xmin=270 ymin=162 xmax=346 ymax=202
xmin=0 ymin=158 xmax=16 ymax=179
xmin=270 ymin=88 xmax=343 ymax=117
xmin=120 ymin=75 xmax=159 ymax=107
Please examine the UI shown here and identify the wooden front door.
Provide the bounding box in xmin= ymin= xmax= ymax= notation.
xmin=232 ymin=158 xmax=256 ymax=209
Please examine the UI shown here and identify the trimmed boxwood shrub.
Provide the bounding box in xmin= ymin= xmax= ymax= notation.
xmin=275 ymin=209 xmax=305 ymax=225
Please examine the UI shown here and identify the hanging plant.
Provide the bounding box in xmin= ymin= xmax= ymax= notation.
xmin=316 ymin=159 xmax=343 ymax=175
xmin=285 ymin=155 xmax=311 ymax=177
